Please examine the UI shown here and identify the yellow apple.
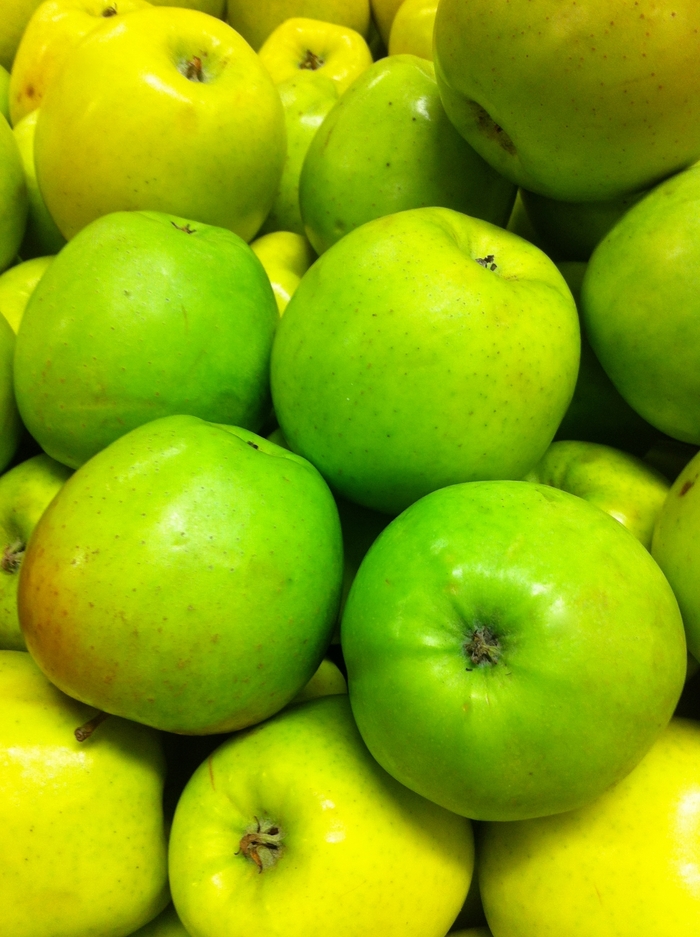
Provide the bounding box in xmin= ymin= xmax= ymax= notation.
xmin=0 ymin=254 xmax=52 ymax=331
xmin=0 ymin=0 xmax=43 ymax=70
xmin=251 ymin=229 xmax=316 ymax=313
xmin=12 ymin=110 xmax=65 ymax=258
xmin=227 ymin=0 xmax=371 ymax=51
xmin=0 ymin=114 xmax=27 ymax=271
xmin=370 ymin=0 xmax=403 ymax=45
xmin=259 ymin=17 xmax=373 ymax=94
xmin=388 ymin=0 xmax=436 ymax=60
xmin=34 ymin=6 xmax=286 ymax=241
xmin=291 ymin=656 xmax=347 ymax=702
xmin=9 ymin=0 xmax=151 ymax=126
xmin=150 ymin=0 xmax=223 ymax=16
xmin=0 ymin=65 xmax=9 ymax=120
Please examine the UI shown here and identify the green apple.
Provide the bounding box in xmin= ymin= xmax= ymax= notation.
xmin=226 ymin=0 xmax=371 ymax=51
xmin=342 ymin=480 xmax=687 ymax=820
xmin=0 ymin=0 xmax=43 ymax=69
xmin=251 ymin=230 xmax=317 ymax=312
xmin=0 ymin=313 xmax=22 ymax=472
xmin=388 ymin=0 xmax=437 ymax=60
xmin=33 ymin=6 xmax=286 ymax=241
xmin=291 ymin=656 xmax=347 ymax=702
xmin=0 ymin=649 xmax=169 ymax=937
xmin=18 ymin=414 xmax=344 ymax=733
xmin=0 ymin=254 xmax=52 ymax=331
xmin=0 ymin=114 xmax=27 ymax=271
xmin=13 ymin=110 xmax=66 ymax=258
xmin=433 ymin=0 xmax=700 ymax=202
xmin=272 ymin=206 xmax=579 ymax=514
xmin=524 ymin=440 xmax=670 ymax=550
xmin=370 ymin=0 xmax=402 ymax=45
xmin=0 ymin=64 xmax=9 ymax=120
xmin=258 ymin=17 xmax=373 ymax=94
xmin=130 ymin=905 xmax=191 ymax=937
xmin=168 ymin=695 xmax=474 ymax=937
xmin=14 ymin=210 xmax=278 ymax=468
xmin=581 ymin=162 xmax=700 ymax=444
xmin=9 ymin=0 xmax=151 ymax=126
xmin=0 ymin=453 xmax=71 ymax=650
xmin=478 ymin=718 xmax=700 ymax=936
xmin=259 ymin=73 xmax=340 ymax=237
xmin=652 ymin=449 xmax=700 ymax=660
xmin=299 ymin=55 xmax=516 ymax=254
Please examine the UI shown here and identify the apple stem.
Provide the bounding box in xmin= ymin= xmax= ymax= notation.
xmin=464 ymin=625 xmax=501 ymax=667
xmin=236 ymin=816 xmax=285 ymax=872
xmin=183 ymin=56 xmax=204 ymax=83
xmin=299 ymin=49 xmax=324 ymax=71
xmin=74 ymin=711 xmax=110 ymax=742
xmin=1 ymin=539 xmax=25 ymax=573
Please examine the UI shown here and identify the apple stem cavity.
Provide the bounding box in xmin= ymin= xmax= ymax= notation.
xmin=464 ymin=625 xmax=501 ymax=668
xmin=299 ymin=49 xmax=324 ymax=72
xmin=74 ymin=711 xmax=110 ymax=742
xmin=181 ymin=55 xmax=205 ymax=83
xmin=101 ymin=5 xmax=118 ymax=16
xmin=236 ymin=817 xmax=285 ymax=873
xmin=1 ymin=539 xmax=25 ymax=574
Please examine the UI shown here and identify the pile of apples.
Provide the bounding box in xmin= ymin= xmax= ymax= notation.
xmin=1 ymin=1 xmax=699 ymax=936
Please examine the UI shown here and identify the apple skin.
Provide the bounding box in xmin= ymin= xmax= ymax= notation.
xmin=33 ymin=6 xmax=286 ymax=242
xmin=251 ymin=230 xmax=317 ymax=313
xmin=341 ymin=480 xmax=687 ymax=820
xmin=0 ymin=114 xmax=27 ymax=272
xmin=388 ymin=0 xmax=437 ymax=60
xmin=433 ymin=0 xmax=700 ymax=202
xmin=130 ymin=905 xmax=191 ymax=937
xmin=226 ymin=0 xmax=371 ymax=51
xmin=0 ymin=0 xmax=43 ymax=70
xmin=0 ymin=453 xmax=71 ymax=651
xmin=0 ymin=65 xmax=9 ymax=120
xmin=478 ymin=718 xmax=700 ymax=937
xmin=652 ymin=450 xmax=700 ymax=660
xmin=168 ymin=695 xmax=474 ymax=937
xmin=0 ymin=314 xmax=22 ymax=473
xmin=299 ymin=55 xmax=516 ymax=254
xmin=581 ymin=162 xmax=700 ymax=445
xmin=370 ymin=0 xmax=403 ymax=45
xmin=14 ymin=210 xmax=279 ymax=468
xmin=524 ymin=439 xmax=670 ymax=550
xmin=12 ymin=111 xmax=66 ymax=259
xmin=18 ymin=415 xmax=344 ymax=734
xmin=0 ymin=650 xmax=169 ymax=937
xmin=271 ymin=206 xmax=579 ymax=514
xmin=0 ymin=254 xmax=52 ymax=332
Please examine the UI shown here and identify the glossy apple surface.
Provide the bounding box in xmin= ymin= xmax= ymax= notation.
xmin=0 ymin=114 xmax=27 ymax=271
xmin=227 ymin=0 xmax=370 ymax=51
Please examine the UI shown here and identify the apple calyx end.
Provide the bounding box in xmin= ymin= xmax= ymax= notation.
xmin=1 ymin=539 xmax=25 ymax=574
xmin=236 ymin=817 xmax=285 ymax=873
xmin=464 ymin=625 xmax=501 ymax=667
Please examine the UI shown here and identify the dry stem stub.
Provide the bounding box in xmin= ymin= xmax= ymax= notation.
xmin=1 ymin=540 xmax=25 ymax=574
xmin=464 ymin=625 xmax=501 ymax=668
xmin=237 ymin=817 xmax=285 ymax=872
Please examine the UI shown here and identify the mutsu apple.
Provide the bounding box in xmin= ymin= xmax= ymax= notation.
xmin=388 ymin=0 xmax=437 ymax=60
xmin=168 ymin=695 xmax=474 ymax=937
xmin=33 ymin=6 xmax=286 ymax=241
xmin=18 ymin=415 xmax=344 ymax=734
xmin=0 ymin=113 xmax=27 ymax=271
xmin=0 ymin=0 xmax=43 ymax=69
xmin=0 ymin=650 xmax=169 ymax=937
xmin=12 ymin=111 xmax=65 ymax=258
xmin=250 ymin=230 xmax=316 ymax=313
xmin=341 ymin=480 xmax=687 ymax=820
xmin=0 ymin=254 xmax=52 ymax=332
xmin=14 ymin=210 xmax=279 ymax=468
xmin=226 ymin=0 xmax=371 ymax=51
xmin=272 ymin=207 xmax=579 ymax=514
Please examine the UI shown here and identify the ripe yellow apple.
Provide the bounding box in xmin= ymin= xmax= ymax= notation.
xmin=370 ymin=0 xmax=403 ymax=45
xmin=0 ymin=0 xmax=44 ymax=70
xmin=0 ymin=253 xmax=52 ymax=331
xmin=227 ymin=0 xmax=370 ymax=51
xmin=388 ymin=0 xmax=437 ymax=60
xmin=251 ymin=229 xmax=316 ymax=313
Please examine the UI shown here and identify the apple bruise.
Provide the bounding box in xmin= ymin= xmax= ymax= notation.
xmin=237 ymin=817 xmax=285 ymax=873
xmin=469 ymin=102 xmax=516 ymax=156
xmin=464 ymin=625 xmax=501 ymax=669
xmin=1 ymin=539 xmax=25 ymax=574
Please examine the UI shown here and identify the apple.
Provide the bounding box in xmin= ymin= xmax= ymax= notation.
xmin=524 ymin=439 xmax=670 ymax=550
xmin=0 ymin=453 xmax=71 ymax=651
xmin=0 ymin=649 xmax=169 ymax=937
xmin=226 ymin=0 xmax=371 ymax=52
xmin=291 ymin=656 xmax=347 ymax=702
xmin=13 ymin=110 xmax=66 ymax=258
xmin=251 ymin=229 xmax=317 ymax=312
xmin=168 ymin=694 xmax=474 ymax=937
xmin=14 ymin=209 xmax=279 ymax=468
xmin=433 ymin=0 xmax=700 ymax=201
xmin=0 ymin=0 xmax=43 ymax=70
xmin=9 ymin=0 xmax=151 ymax=127
xmin=370 ymin=0 xmax=403 ymax=46
xmin=0 ymin=313 xmax=22 ymax=472
xmin=271 ymin=206 xmax=579 ymax=514
xmin=299 ymin=55 xmax=516 ymax=254
xmin=652 ymin=449 xmax=700 ymax=661
xmin=258 ymin=17 xmax=373 ymax=94
xmin=0 ymin=64 xmax=9 ymax=120
xmin=478 ymin=718 xmax=700 ymax=936
xmin=0 ymin=114 xmax=27 ymax=271
xmin=388 ymin=0 xmax=437 ymax=61
xmin=581 ymin=161 xmax=700 ymax=445
xmin=150 ymin=0 xmax=224 ymax=17
xmin=0 ymin=254 xmax=52 ymax=331
xmin=341 ymin=480 xmax=687 ymax=820
xmin=130 ymin=905 xmax=191 ymax=936
xmin=33 ymin=6 xmax=286 ymax=242
xmin=18 ymin=414 xmax=344 ymax=734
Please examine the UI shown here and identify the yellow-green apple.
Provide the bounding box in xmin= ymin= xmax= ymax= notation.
xmin=251 ymin=229 xmax=316 ymax=312
xmin=0 ymin=114 xmax=27 ymax=271
xmin=259 ymin=73 xmax=340 ymax=236
xmin=13 ymin=110 xmax=65 ymax=257
xmin=0 ymin=65 xmax=9 ymax=120
xmin=370 ymin=0 xmax=402 ymax=45
xmin=388 ymin=0 xmax=436 ymax=60
xmin=33 ymin=6 xmax=286 ymax=241
xmin=14 ymin=210 xmax=278 ymax=468
xmin=341 ymin=480 xmax=687 ymax=819
xmin=0 ymin=314 xmax=22 ymax=472
xmin=258 ymin=17 xmax=373 ymax=94
xmin=300 ymin=56 xmax=515 ymax=254
xmin=150 ymin=0 xmax=223 ymax=16
xmin=291 ymin=656 xmax=347 ymax=702
xmin=478 ymin=718 xmax=700 ymax=936
xmin=0 ymin=254 xmax=52 ymax=331
xmin=271 ymin=207 xmax=579 ymax=514
xmin=18 ymin=415 xmax=344 ymax=733
xmin=433 ymin=0 xmax=700 ymax=201
xmin=581 ymin=162 xmax=700 ymax=444
xmin=0 ymin=453 xmax=71 ymax=650
xmin=0 ymin=0 xmax=43 ymax=69
xmin=227 ymin=0 xmax=370 ymax=51
xmin=524 ymin=440 xmax=670 ymax=549
xmin=9 ymin=0 xmax=151 ymax=126
xmin=0 ymin=649 xmax=169 ymax=937
xmin=130 ymin=905 xmax=191 ymax=937
xmin=168 ymin=695 xmax=474 ymax=937
xmin=652 ymin=449 xmax=700 ymax=660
